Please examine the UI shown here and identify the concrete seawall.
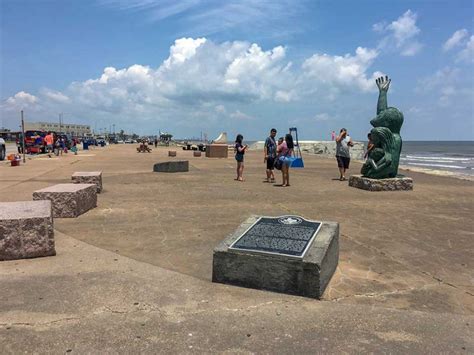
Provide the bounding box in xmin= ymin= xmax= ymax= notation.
xmin=249 ymin=140 xmax=365 ymax=160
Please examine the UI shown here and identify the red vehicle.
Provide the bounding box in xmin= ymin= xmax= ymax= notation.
xmin=24 ymin=130 xmax=46 ymax=154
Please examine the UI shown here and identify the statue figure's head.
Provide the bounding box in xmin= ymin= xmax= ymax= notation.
xmin=370 ymin=107 xmax=404 ymax=134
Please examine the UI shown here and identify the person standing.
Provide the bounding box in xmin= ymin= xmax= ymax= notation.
xmin=277 ymin=133 xmax=294 ymax=187
xmin=335 ymin=128 xmax=353 ymax=181
xmin=264 ymin=128 xmax=277 ymax=183
xmin=331 ymin=131 xmax=336 ymax=141
xmin=44 ymin=132 xmax=54 ymax=158
xmin=234 ymin=134 xmax=247 ymax=182
xmin=154 ymin=137 xmax=158 ymax=148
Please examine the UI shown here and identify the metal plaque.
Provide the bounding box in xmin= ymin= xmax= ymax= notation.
xmin=229 ymin=216 xmax=322 ymax=258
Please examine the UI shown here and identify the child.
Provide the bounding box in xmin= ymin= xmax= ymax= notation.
xmin=234 ymin=134 xmax=247 ymax=182
xmin=364 ymin=133 xmax=374 ymax=159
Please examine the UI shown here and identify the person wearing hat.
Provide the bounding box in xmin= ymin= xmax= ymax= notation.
xmin=335 ymin=128 xmax=353 ymax=181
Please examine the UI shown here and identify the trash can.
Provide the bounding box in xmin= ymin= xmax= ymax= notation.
xmin=83 ymin=141 xmax=89 ymax=150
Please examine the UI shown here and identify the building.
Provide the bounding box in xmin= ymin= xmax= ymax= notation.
xmin=24 ymin=121 xmax=91 ymax=136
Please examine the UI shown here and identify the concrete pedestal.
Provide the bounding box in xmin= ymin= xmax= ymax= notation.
xmin=33 ymin=184 xmax=97 ymax=218
xmin=205 ymin=144 xmax=228 ymax=158
xmin=72 ymin=171 xmax=103 ymax=193
xmin=349 ymin=175 xmax=413 ymax=191
xmin=153 ymin=161 xmax=189 ymax=173
xmin=212 ymin=216 xmax=339 ymax=299
xmin=0 ymin=200 xmax=55 ymax=261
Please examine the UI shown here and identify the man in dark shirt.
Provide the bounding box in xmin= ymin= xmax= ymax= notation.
xmin=264 ymin=128 xmax=277 ymax=182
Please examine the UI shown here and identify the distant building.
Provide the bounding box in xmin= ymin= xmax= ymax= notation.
xmin=24 ymin=121 xmax=91 ymax=136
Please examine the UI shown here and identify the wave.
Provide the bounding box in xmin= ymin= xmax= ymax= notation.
xmin=404 ymin=155 xmax=471 ymax=161
xmin=405 ymin=162 xmax=470 ymax=169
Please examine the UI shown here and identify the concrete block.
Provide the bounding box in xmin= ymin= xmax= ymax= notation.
xmin=205 ymin=144 xmax=228 ymax=158
xmin=193 ymin=151 xmax=202 ymax=157
xmin=33 ymin=183 xmax=97 ymax=218
xmin=212 ymin=216 xmax=339 ymax=299
xmin=153 ymin=160 xmax=189 ymax=173
xmin=72 ymin=171 xmax=103 ymax=193
xmin=168 ymin=151 xmax=177 ymax=157
xmin=0 ymin=200 xmax=55 ymax=261
xmin=349 ymin=174 xmax=413 ymax=191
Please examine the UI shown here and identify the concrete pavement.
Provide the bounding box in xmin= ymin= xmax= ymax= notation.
xmin=0 ymin=144 xmax=472 ymax=353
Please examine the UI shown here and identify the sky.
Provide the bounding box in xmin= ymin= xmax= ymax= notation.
xmin=0 ymin=0 xmax=473 ymax=140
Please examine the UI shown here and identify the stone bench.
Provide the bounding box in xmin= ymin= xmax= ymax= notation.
xmin=72 ymin=171 xmax=103 ymax=193
xmin=33 ymin=183 xmax=97 ymax=218
xmin=0 ymin=200 xmax=55 ymax=261
xmin=153 ymin=161 xmax=189 ymax=173
xmin=212 ymin=215 xmax=339 ymax=299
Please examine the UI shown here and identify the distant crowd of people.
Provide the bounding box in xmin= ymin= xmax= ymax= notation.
xmin=234 ymin=127 xmax=363 ymax=185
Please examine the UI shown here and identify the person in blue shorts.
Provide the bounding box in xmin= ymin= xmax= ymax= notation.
xmin=234 ymin=134 xmax=247 ymax=182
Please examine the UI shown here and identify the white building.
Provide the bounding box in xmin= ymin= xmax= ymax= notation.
xmin=24 ymin=121 xmax=91 ymax=136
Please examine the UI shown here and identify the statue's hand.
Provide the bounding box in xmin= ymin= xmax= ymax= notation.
xmin=376 ymin=75 xmax=391 ymax=92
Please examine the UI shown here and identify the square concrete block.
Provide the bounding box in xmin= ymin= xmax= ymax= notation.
xmin=168 ymin=151 xmax=177 ymax=157
xmin=153 ymin=160 xmax=189 ymax=173
xmin=193 ymin=151 xmax=202 ymax=157
xmin=33 ymin=183 xmax=97 ymax=218
xmin=205 ymin=144 xmax=228 ymax=158
xmin=212 ymin=216 xmax=339 ymax=299
xmin=0 ymin=200 xmax=55 ymax=261
xmin=72 ymin=171 xmax=103 ymax=193
xmin=349 ymin=174 xmax=413 ymax=191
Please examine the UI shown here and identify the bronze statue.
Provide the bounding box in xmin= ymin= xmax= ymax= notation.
xmin=361 ymin=76 xmax=404 ymax=179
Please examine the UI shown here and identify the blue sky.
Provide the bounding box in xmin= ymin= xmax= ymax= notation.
xmin=1 ymin=0 xmax=473 ymax=140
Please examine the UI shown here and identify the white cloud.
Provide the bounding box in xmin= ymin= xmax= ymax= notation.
xmin=416 ymin=66 xmax=473 ymax=107
xmin=375 ymin=10 xmax=422 ymax=56
xmin=314 ymin=113 xmax=330 ymax=121
xmin=163 ymin=37 xmax=206 ymax=68
xmin=100 ymin=0 xmax=308 ymax=38
xmin=443 ymin=29 xmax=469 ymax=52
xmin=3 ymin=91 xmax=39 ymax=111
xmin=214 ymin=104 xmax=226 ymax=113
xmin=2 ymin=37 xmax=383 ymax=132
xmin=457 ymin=35 xmax=474 ymax=63
xmin=302 ymin=47 xmax=379 ymax=92
xmin=40 ymin=89 xmax=70 ymax=103
xmin=230 ymin=110 xmax=254 ymax=120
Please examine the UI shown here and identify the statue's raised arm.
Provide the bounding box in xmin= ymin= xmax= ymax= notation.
xmin=376 ymin=75 xmax=391 ymax=115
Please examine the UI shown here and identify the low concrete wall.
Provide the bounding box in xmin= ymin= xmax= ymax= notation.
xmin=250 ymin=140 xmax=365 ymax=160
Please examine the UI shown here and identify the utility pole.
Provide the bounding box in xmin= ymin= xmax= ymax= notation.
xmin=59 ymin=113 xmax=63 ymax=134
xmin=21 ymin=110 xmax=26 ymax=163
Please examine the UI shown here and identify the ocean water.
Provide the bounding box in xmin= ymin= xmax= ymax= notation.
xmin=399 ymin=141 xmax=474 ymax=176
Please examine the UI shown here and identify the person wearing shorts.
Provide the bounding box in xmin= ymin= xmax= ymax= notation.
xmin=44 ymin=132 xmax=54 ymax=157
xmin=234 ymin=134 xmax=247 ymax=182
xmin=264 ymin=128 xmax=277 ymax=183
xmin=335 ymin=128 xmax=353 ymax=181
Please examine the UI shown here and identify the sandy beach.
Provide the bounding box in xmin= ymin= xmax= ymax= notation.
xmin=0 ymin=144 xmax=473 ymax=353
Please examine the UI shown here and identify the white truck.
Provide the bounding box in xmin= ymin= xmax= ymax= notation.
xmin=0 ymin=138 xmax=6 ymax=161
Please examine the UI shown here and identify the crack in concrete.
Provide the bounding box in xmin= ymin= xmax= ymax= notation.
xmin=330 ymin=284 xmax=439 ymax=302
xmin=1 ymin=317 xmax=81 ymax=327
xmin=340 ymin=233 xmax=473 ymax=297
